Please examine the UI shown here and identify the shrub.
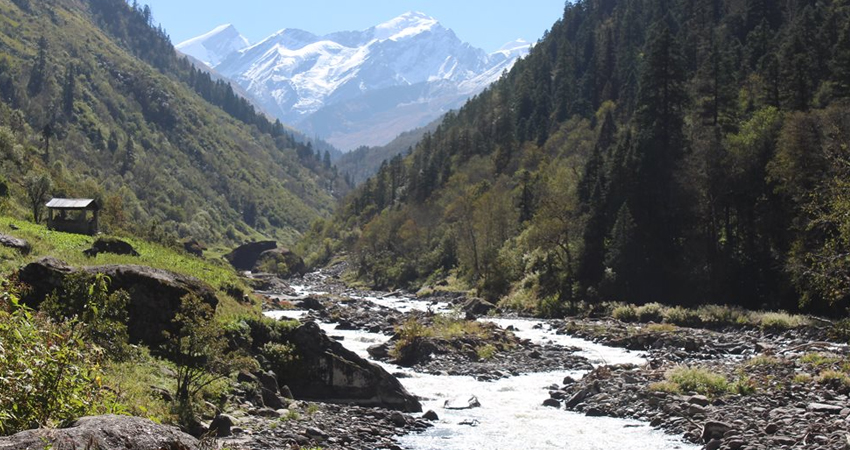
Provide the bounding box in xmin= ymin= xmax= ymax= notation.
xmin=730 ymin=375 xmax=757 ymax=395
xmin=163 ymin=294 xmax=251 ymax=411
xmin=0 ymin=289 xmax=110 ymax=435
xmin=261 ymin=342 xmax=299 ymax=379
xmin=756 ymin=312 xmax=810 ymax=330
xmin=667 ymin=366 xmax=729 ymax=397
xmin=647 ymin=381 xmax=681 ymax=394
xmin=816 ymin=370 xmax=850 ymax=387
xmin=636 ymin=302 xmax=665 ymax=322
xmin=645 ymin=323 xmax=678 ymax=333
xmin=41 ymin=272 xmax=131 ymax=359
xmin=800 ymin=352 xmax=840 ymax=367
xmin=792 ymin=373 xmax=813 ymax=384
xmin=612 ymin=304 xmax=638 ymax=322
xmin=476 ymin=344 xmax=497 ymax=360
xmin=663 ymin=306 xmax=703 ymax=327
xmin=744 ymin=355 xmax=780 ymax=367
xmin=697 ymin=304 xmax=747 ymax=326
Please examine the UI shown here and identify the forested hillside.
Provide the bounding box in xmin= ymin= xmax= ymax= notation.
xmin=336 ymin=119 xmax=440 ymax=186
xmin=0 ymin=0 xmax=345 ymax=245
xmin=306 ymin=0 xmax=850 ymax=315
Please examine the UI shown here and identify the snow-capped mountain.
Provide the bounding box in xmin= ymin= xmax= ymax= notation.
xmin=179 ymin=12 xmax=530 ymax=150
xmin=176 ymin=24 xmax=250 ymax=67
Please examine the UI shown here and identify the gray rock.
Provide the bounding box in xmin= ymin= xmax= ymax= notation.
xmin=18 ymin=258 xmax=218 ymax=347
xmin=807 ymin=402 xmax=844 ymax=414
xmin=83 ymin=237 xmax=139 ymax=257
xmin=283 ymin=321 xmax=422 ymax=412
xmin=390 ymin=411 xmax=408 ymax=427
xmin=687 ymin=395 xmax=710 ymax=407
xmin=0 ymin=415 xmax=198 ymax=450
xmin=461 ymin=298 xmax=496 ymax=317
xmin=444 ymin=395 xmax=481 ymax=410
xmin=304 ymin=427 xmax=328 ymax=440
xmin=224 ymin=240 xmax=278 ymax=271
xmin=701 ymin=421 xmax=733 ymax=442
xmin=368 ymin=342 xmax=391 ymax=359
xmin=422 ymin=410 xmax=439 ymax=421
xmin=543 ymin=398 xmax=561 ymax=408
xmin=209 ymin=414 xmax=234 ymax=437
xmin=0 ymin=233 xmax=30 ymax=254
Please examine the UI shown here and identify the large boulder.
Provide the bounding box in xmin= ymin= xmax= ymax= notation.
xmin=461 ymin=297 xmax=497 ymax=317
xmin=18 ymin=258 xmax=218 ymax=347
xmin=0 ymin=415 xmax=198 ymax=450
xmin=83 ymin=237 xmax=140 ymax=257
xmin=254 ymin=247 xmax=307 ymax=277
xmin=283 ymin=321 xmax=422 ymax=412
xmin=224 ymin=241 xmax=277 ymax=271
xmin=0 ymin=233 xmax=30 ymax=254
xmin=183 ymin=239 xmax=205 ymax=257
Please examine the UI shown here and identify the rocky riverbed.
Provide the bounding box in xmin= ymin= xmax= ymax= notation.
xmin=248 ymin=266 xmax=850 ymax=449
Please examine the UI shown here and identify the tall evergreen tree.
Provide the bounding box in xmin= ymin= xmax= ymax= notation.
xmin=627 ymin=19 xmax=689 ymax=302
xmin=27 ymin=36 xmax=48 ymax=97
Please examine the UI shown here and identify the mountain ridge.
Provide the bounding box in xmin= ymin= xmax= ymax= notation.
xmin=177 ymin=13 xmax=530 ymax=150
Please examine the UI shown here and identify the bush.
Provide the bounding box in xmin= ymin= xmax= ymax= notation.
xmin=0 ymin=288 xmax=110 ymax=435
xmin=636 ymin=302 xmax=665 ymax=322
xmin=756 ymin=312 xmax=810 ymax=330
xmin=261 ymin=342 xmax=299 ymax=379
xmin=476 ymin=344 xmax=497 ymax=360
xmin=697 ymin=304 xmax=748 ymax=326
xmin=663 ymin=306 xmax=703 ymax=327
xmin=40 ymin=272 xmax=131 ymax=359
xmin=612 ymin=304 xmax=638 ymax=322
xmin=666 ymin=366 xmax=729 ymax=397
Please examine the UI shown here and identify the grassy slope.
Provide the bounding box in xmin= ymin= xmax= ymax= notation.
xmin=0 ymin=215 xmax=256 ymax=317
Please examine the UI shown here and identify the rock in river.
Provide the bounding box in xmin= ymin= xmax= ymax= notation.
xmin=283 ymin=321 xmax=422 ymax=412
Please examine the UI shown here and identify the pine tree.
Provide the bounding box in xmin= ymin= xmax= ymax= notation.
xmin=107 ymin=130 xmax=119 ymax=153
xmin=121 ymin=136 xmax=136 ymax=175
xmin=62 ymin=64 xmax=75 ymax=116
xmin=603 ymin=202 xmax=638 ymax=300
xmin=27 ymin=36 xmax=48 ymax=97
xmin=627 ymin=19 xmax=689 ymax=301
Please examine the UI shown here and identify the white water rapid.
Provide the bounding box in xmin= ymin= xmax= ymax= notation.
xmin=264 ymin=282 xmax=698 ymax=450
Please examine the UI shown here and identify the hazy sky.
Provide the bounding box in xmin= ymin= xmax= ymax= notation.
xmin=140 ymin=1 xmax=566 ymax=52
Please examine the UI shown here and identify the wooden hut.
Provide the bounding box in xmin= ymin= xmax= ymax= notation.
xmin=46 ymin=198 xmax=99 ymax=235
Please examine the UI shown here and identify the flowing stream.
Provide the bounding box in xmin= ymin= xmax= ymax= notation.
xmin=264 ymin=282 xmax=697 ymax=450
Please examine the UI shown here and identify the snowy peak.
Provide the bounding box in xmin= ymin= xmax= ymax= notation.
xmin=372 ymin=11 xmax=440 ymax=41
xmin=177 ymin=24 xmax=250 ymax=67
xmin=496 ymin=38 xmax=532 ymax=55
xmin=177 ymin=14 xmax=530 ymax=150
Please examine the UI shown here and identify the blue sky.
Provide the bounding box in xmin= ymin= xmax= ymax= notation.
xmin=140 ymin=1 xmax=566 ymax=52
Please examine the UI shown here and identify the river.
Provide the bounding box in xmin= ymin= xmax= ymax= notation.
xmin=264 ymin=281 xmax=697 ymax=450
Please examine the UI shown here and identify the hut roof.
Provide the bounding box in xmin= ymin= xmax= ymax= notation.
xmin=45 ymin=198 xmax=98 ymax=210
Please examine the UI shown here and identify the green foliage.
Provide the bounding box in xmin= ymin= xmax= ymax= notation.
xmin=41 ymin=272 xmax=131 ymax=358
xmin=260 ymin=342 xmax=299 ymax=379
xmin=0 ymin=216 xmax=256 ymax=317
xmin=0 ymin=284 xmax=111 ymax=435
xmin=476 ymin=344 xmax=497 ymax=361
xmin=23 ymin=170 xmax=51 ymax=224
xmin=666 ymin=367 xmax=729 ymax=398
xmin=611 ymin=304 xmax=638 ymax=322
xmin=162 ymin=294 xmax=249 ymax=410
xmin=310 ymin=0 xmax=850 ymax=317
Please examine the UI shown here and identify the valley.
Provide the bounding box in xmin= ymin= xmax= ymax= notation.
xmin=2 ymin=0 xmax=850 ymax=449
